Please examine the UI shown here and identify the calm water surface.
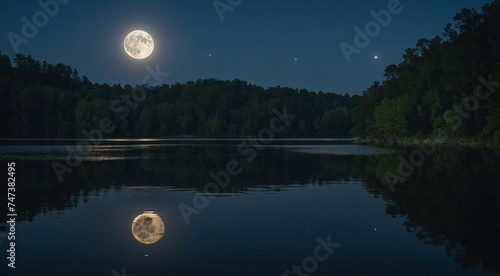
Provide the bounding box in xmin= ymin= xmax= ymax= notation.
xmin=0 ymin=139 xmax=498 ymax=275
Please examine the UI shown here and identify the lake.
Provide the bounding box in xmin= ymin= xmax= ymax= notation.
xmin=0 ymin=139 xmax=499 ymax=275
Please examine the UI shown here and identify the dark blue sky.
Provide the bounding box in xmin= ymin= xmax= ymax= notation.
xmin=0 ymin=0 xmax=493 ymax=95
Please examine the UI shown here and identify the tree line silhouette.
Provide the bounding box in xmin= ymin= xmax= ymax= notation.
xmin=0 ymin=52 xmax=359 ymax=138
xmin=352 ymin=0 xmax=500 ymax=145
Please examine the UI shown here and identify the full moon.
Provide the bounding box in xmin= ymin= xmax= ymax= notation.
xmin=131 ymin=211 xmax=165 ymax=244
xmin=124 ymin=30 xmax=154 ymax=59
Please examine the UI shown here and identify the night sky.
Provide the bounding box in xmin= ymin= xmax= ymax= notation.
xmin=0 ymin=0 xmax=493 ymax=95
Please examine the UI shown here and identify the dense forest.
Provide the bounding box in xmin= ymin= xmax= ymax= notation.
xmin=352 ymin=0 xmax=500 ymax=144
xmin=0 ymin=52 xmax=359 ymax=139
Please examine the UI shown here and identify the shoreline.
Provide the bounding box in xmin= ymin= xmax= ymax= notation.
xmin=354 ymin=138 xmax=499 ymax=149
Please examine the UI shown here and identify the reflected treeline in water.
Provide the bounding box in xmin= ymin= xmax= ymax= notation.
xmin=363 ymin=146 xmax=500 ymax=274
xmin=3 ymin=144 xmax=367 ymax=223
xmin=4 ymin=144 xmax=499 ymax=273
